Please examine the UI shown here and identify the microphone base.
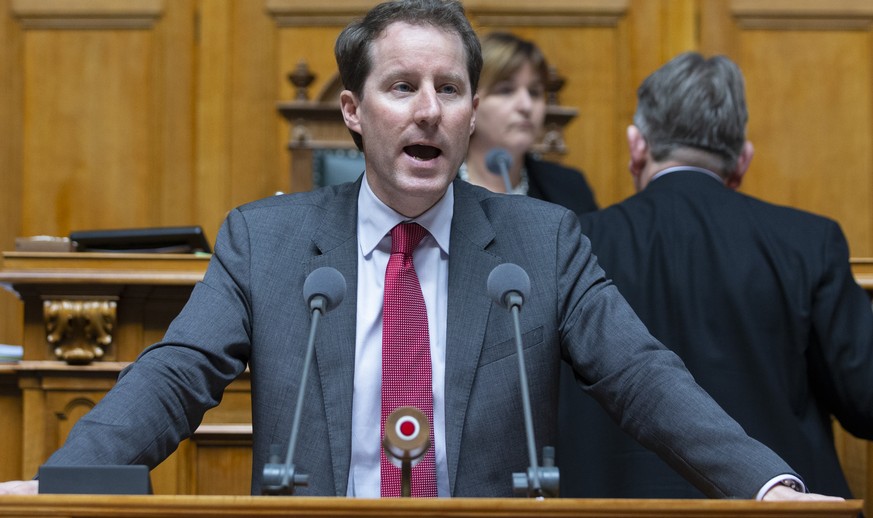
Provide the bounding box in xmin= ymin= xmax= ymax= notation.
xmin=512 ymin=446 xmax=560 ymax=498
xmin=512 ymin=467 xmax=560 ymax=498
xmin=261 ymin=450 xmax=310 ymax=496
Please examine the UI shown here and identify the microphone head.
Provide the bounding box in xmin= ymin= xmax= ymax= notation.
xmin=487 ymin=263 xmax=530 ymax=309
xmin=485 ymin=148 xmax=513 ymax=176
xmin=303 ymin=267 xmax=346 ymax=313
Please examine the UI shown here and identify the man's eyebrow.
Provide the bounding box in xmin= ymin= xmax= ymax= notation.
xmin=440 ymin=72 xmax=467 ymax=85
xmin=378 ymin=67 xmax=419 ymax=82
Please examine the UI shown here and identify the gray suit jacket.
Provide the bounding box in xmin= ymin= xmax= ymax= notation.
xmin=46 ymin=178 xmax=795 ymax=497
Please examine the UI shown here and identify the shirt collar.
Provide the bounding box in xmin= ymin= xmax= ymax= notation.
xmin=358 ymin=171 xmax=453 ymax=257
xmin=650 ymin=165 xmax=725 ymax=185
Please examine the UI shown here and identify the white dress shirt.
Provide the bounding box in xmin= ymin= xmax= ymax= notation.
xmin=347 ymin=173 xmax=452 ymax=497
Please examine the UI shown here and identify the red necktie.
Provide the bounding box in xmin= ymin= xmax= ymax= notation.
xmin=380 ymin=222 xmax=438 ymax=497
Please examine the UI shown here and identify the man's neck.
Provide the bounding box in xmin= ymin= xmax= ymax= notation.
xmin=639 ymin=159 xmax=725 ymax=190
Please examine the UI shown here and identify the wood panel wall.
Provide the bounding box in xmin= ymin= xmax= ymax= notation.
xmin=701 ymin=0 xmax=873 ymax=266
xmin=0 ymin=0 xmax=871 ymax=504
xmin=3 ymin=0 xmax=871 ymax=256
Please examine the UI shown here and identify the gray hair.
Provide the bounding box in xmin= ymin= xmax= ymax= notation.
xmin=335 ymin=0 xmax=483 ymax=151
xmin=633 ymin=52 xmax=748 ymax=175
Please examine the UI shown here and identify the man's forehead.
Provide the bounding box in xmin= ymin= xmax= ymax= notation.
xmin=369 ymin=22 xmax=468 ymax=75
xmin=373 ymin=21 xmax=464 ymax=55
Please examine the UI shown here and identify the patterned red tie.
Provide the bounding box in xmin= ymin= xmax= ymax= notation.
xmin=380 ymin=222 xmax=438 ymax=497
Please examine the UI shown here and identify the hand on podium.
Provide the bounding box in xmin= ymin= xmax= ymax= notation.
xmin=762 ymin=483 xmax=844 ymax=501
xmin=0 ymin=480 xmax=38 ymax=494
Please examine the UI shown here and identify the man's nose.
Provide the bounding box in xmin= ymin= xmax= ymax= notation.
xmin=414 ymin=89 xmax=442 ymax=125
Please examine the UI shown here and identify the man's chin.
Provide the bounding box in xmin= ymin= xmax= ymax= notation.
xmin=386 ymin=176 xmax=452 ymax=216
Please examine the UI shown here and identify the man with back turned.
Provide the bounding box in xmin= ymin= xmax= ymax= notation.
xmin=559 ymin=51 xmax=873 ymax=499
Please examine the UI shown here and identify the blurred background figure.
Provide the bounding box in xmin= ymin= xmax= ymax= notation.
xmin=461 ymin=32 xmax=597 ymax=215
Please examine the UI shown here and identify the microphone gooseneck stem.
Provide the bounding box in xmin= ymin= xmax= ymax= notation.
xmin=401 ymin=460 xmax=412 ymax=497
xmin=281 ymin=301 xmax=323 ymax=488
xmin=500 ymin=168 xmax=512 ymax=194
xmin=511 ymin=303 xmax=542 ymax=496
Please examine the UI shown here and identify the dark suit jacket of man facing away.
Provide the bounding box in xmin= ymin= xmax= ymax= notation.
xmin=558 ymin=169 xmax=873 ymax=498
xmin=44 ymin=177 xmax=797 ymax=498
xmin=524 ymin=154 xmax=598 ymax=215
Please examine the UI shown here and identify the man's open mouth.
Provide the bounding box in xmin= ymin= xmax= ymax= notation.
xmin=404 ymin=145 xmax=441 ymax=161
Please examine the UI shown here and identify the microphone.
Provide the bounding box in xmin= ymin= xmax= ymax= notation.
xmin=487 ymin=262 xmax=530 ymax=310
xmin=487 ymin=263 xmax=559 ymax=498
xmin=262 ymin=267 xmax=346 ymax=495
xmin=303 ymin=266 xmax=346 ymax=313
xmin=485 ymin=148 xmax=514 ymax=193
xmin=382 ymin=406 xmax=432 ymax=497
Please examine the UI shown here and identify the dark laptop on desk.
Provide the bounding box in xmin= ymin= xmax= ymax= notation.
xmin=38 ymin=465 xmax=152 ymax=495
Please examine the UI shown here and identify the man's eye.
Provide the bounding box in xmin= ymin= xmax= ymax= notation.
xmin=439 ymin=85 xmax=459 ymax=95
xmin=394 ymin=83 xmax=413 ymax=93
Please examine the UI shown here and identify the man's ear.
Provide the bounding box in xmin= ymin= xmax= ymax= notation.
xmin=725 ymin=140 xmax=754 ymax=190
xmin=627 ymin=125 xmax=648 ymax=179
xmin=340 ymin=90 xmax=362 ymax=134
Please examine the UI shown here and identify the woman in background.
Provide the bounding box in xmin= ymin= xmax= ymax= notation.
xmin=464 ymin=32 xmax=599 ymax=497
xmin=462 ymin=31 xmax=597 ymax=214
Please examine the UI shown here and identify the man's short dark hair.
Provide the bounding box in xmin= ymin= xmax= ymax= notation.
xmin=335 ymin=0 xmax=482 ymax=151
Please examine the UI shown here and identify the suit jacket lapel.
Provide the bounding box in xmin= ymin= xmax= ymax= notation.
xmin=307 ymin=181 xmax=359 ymax=496
xmin=444 ymin=180 xmax=502 ymax=494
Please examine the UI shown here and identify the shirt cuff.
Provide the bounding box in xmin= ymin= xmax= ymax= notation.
xmin=755 ymin=475 xmax=806 ymax=500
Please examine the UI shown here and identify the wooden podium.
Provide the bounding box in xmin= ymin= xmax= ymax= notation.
xmin=0 ymin=253 xmax=871 ymax=514
xmin=0 ymin=495 xmax=862 ymax=518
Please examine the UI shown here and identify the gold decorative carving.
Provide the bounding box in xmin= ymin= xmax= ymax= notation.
xmin=43 ymin=298 xmax=118 ymax=365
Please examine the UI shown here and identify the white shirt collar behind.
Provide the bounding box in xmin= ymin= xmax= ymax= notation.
xmin=650 ymin=165 xmax=725 ymax=185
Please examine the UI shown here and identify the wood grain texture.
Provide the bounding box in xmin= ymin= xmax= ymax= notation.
xmin=0 ymin=495 xmax=863 ymax=517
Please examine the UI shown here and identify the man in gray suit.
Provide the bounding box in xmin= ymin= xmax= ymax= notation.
xmin=0 ymin=0 xmax=841 ymax=501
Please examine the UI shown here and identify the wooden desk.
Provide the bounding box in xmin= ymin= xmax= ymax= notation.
xmin=0 ymin=252 xmax=252 ymax=495
xmin=0 ymin=364 xmax=23 ymax=484
xmin=0 ymin=252 xmax=208 ymax=363
xmin=0 ymin=495 xmax=862 ymax=518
